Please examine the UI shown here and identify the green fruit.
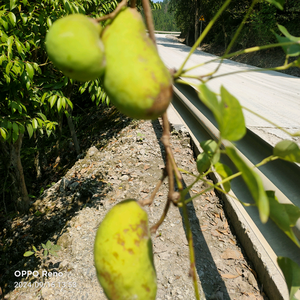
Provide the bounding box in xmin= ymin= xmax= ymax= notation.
xmin=94 ymin=199 xmax=157 ymax=300
xmin=102 ymin=8 xmax=172 ymax=119
xmin=46 ymin=14 xmax=105 ymax=82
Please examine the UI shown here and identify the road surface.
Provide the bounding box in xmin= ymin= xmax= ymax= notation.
xmin=156 ymin=34 xmax=300 ymax=146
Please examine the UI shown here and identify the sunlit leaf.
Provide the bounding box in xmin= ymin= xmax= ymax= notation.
xmin=0 ymin=127 xmax=7 ymax=139
xmin=198 ymin=84 xmax=222 ymax=126
xmin=196 ymin=152 xmax=211 ymax=174
xmin=26 ymin=123 xmax=33 ymax=138
xmin=8 ymin=12 xmax=16 ymax=27
xmin=26 ymin=63 xmax=34 ymax=80
xmin=46 ymin=240 xmax=52 ymax=249
xmin=49 ymin=95 xmax=58 ymax=108
xmin=200 ymin=139 xmax=220 ymax=164
xmin=23 ymin=251 xmax=34 ymax=257
xmin=264 ymin=0 xmax=285 ymax=10
xmin=274 ymin=140 xmax=300 ymax=162
xmin=215 ymin=162 xmax=233 ymax=193
xmin=220 ymin=86 xmax=246 ymax=141
xmin=277 ymin=257 xmax=300 ymax=300
xmin=274 ymin=25 xmax=300 ymax=57
xmin=32 ymin=118 xmax=38 ymax=130
xmin=226 ymin=146 xmax=269 ymax=223
xmin=267 ymin=191 xmax=300 ymax=246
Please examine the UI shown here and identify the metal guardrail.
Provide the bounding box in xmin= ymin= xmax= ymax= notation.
xmin=154 ymin=31 xmax=181 ymax=34
xmin=170 ymin=81 xmax=300 ymax=300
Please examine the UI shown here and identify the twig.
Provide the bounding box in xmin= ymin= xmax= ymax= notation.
xmin=142 ymin=0 xmax=156 ymax=48
xmin=150 ymin=113 xmax=174 ymax=233
xmin=96 ymin=0 xmax=127 ymax=22
xmin=138 ymin=169 xmax=167 ymax=206
xmin=130 ymin=0 xmax=136 ymax=8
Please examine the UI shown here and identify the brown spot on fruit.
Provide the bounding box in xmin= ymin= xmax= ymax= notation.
xmin=128 ymin=248 xmax=134 ymax=255
xmin=142 ymin=284 xmax=150 ymax=292
xmin=113 ymin=252 xmax=119 ymax=259
xmin=115 ymin=233 xmax=125 ymax=246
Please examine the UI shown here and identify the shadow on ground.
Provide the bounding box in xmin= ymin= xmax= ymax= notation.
xmin=151 ymin=119 xmax=231 ymax=300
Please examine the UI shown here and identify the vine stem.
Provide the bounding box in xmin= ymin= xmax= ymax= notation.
xmin=207 ymin=59 xmax=298 ymax=81
xmin=142 ymin=1 xmax=200 ymax=298
xmin=180 ymin=191 xmax=200 ymax=300
xmin=212 ymin=0 xmax=259 ymax=75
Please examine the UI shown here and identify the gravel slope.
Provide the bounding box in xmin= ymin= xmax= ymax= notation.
xmin=3 ymin=116 xmax=267 ymax=300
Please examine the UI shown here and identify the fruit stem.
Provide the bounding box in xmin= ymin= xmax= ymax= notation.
xmin=142 ymin=0 xmax=157 ymax=48
xmin=130 ymin=0 xmax=136 ymax=8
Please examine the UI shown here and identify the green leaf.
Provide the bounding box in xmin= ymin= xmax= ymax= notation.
xmin=219 ymin=86 xmax=246 ymax=141
xmin=274 ymin=25 xmax=300 ymax=57
xmin=47 ymin=17 xmax=52 ymax=28
xmin=26 ymin=63 xmax=34 ymax=80
xmin=0 ymin=55 xmax=7 ymax=66
xmin=267 ymin=191 xmax=300 ymax=247
xmin=226 ymin=146 xmax=269 ymax=223
xmin=44 ymin=250 xmax=48 ymax=257
xmin=0 ymin=127 xmax=7 ymax=139
xmin=277 ymin=257 xmax=300 ymax=300
xmin=51 ymin=244 xmax=61 ymax=251
xmin=6 ymin=61 xmax=13 ymax=75
xmin=49 ymin=249 xmax=59 ymax=257
xmin=23 ymin=251 xmax=34 ymax=257
xmin=264 ymin=0 xmax=285 ymax=10
xmin=200 ymin=139 xmax=220 ymax=164
xmin=8 ymin=12 xmax=16 ymax=27
xmin=32 ymin=245 xmax=37 ymax=252
xmin=41 ymin=243 xmax=46 ymax=249
xmin=196 ymin=152 xmax=211 ymax=174
xmin=57 ymin=97 xmax=63 ymax=112
xmin=65 ymin=97 xmax=73 ymax=110
xmin=32 ymin=118 xmax=38 ymax=130
xmin=10 ymin=0 xmax=17 ymax=10
xmin=49 ymin=95 xmax=57 ymax=108
xmin=46 ymin=240 xmax=52 ymax=249
xmin=198 ymin=84 xmax=222 ymax=125
xmin=26 ymin=123 xmax=33 ymax=138
xmin=12 ymin=122 xmax=18 ymax=135
xmin=37 ymin=113 xmax=47 ymax=121
xmin=273 ymin=140 xmax=300 ymax=163
xmin=214 ymin=162 xmax=232 ymax=193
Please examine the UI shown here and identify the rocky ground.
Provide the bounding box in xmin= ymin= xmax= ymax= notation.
xmin=1 ymin=108 xmax=268 ymax=300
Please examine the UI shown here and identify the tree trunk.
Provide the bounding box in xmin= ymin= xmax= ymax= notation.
xmin=64 ymin=84 xmax=80 ymax=156
xmin=194 ymin=1 xmax=199 ymax=45
xmin=9 ymin=134 xmax=30 ymax=212
xmin=66 ymin=106 xmax=80 ymax=155
xmin=34 ymin=132 xmax=42 ymax=180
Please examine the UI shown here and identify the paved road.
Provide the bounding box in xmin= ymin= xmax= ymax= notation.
xmin=156 ymin=34 xmax=300 ymax=146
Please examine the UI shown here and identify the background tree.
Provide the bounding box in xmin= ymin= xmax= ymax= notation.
xmin=169 ymin=0 xmax=300 ymax=48
xmin=0 ymin=0 xmax=120 ymax=212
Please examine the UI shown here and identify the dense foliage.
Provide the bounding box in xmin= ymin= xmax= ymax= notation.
xmin=169 ymin=0 xmax=300 ymax=48
xmin=151 ymin=0 xmax=179 ymax=31
xmin=0 ymin=0 xmax=160 ymax=213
